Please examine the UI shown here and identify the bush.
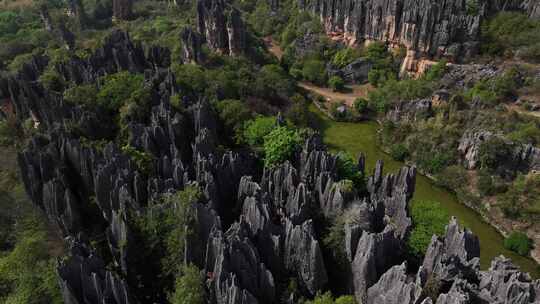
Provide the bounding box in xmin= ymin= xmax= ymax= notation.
xmin=286 ymin=94 xmax=310 ymax=127
xmin=328 ymin=75 xmax=345 ymax=92
xmin=243 ymin=116 xmax=276 ymax=146
xmin=368 ymin=79 xmax=432 ymax=112
xmin=0 ymin=215 xmax=62 ymax=304
xmin=423 ymin=60 xmax=447 ymax=81
xmin=302 ymin=59 xmax=327 ymax=85
xmin=353 ymin=98 xmax=368 ymax=114
xmin=332 ymin=47 xmax=361 ymax=68
xmin=169 ymin=264 xmax=204 ymax=304
xmin=263 ymin=126 xmax=301 ymax=166
xmin=390 ymin=144 xmax=409 ymax=161
xmin=129 ymin=185 xmax=202 ymax=301
xmin=305 ymin=291 xmax=356 ymax=304
xmin=499 ymin=173 xmax=540 ymax=220
xmin=504 ymin=231 xmax=532 ymax=256
xmin=436 ymin=165 xmax=468 ymax=191
xmin=255 ymin=64 xmax=295 ymax=99
xmin=97 ymin=72 xmax=146 ymax=112
xmin=481 ymin=12 xmax=540 ymax=62
xmin=408 ymin=200 xmax=449 ymax=258
xmin=121 ymin=145 xmax=155 ymax=175
xmin=478 ymin=137 xmax=512 ymax=174
xmin=216 ymin=99 xmax=252 ymax=141
xmin=336 ymin=152 xmax=364 ymax=191
xmin=329 ymin=101 xmax=350 ymax=121
xmin=63 ymin=84 xmax=99 ymax=106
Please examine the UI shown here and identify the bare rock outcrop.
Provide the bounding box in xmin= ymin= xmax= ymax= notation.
xmin=197 ymin=0 xmax=247 ymax=56
xmin=299 ymin=0 xmax=482 ymax=72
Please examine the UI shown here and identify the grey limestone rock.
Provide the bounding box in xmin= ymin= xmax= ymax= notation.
xmin=284 ymin=219 xmax=328 ymax=295
xmin=367 ymin=262 xmax=422 ymax=304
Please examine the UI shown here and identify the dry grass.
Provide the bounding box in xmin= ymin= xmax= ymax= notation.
xmin=0 ymin=0 xmax=34 ymax=10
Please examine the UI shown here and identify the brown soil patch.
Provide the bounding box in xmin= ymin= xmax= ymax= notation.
xmin=299 ymin=82 xmax=372 ymax=106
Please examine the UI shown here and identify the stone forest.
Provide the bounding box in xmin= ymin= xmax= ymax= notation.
xmin=0 ymin=0 xmax=540 ymax=303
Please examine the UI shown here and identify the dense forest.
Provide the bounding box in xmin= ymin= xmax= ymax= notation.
xmin=1 ymin=0 xmax=540 ymax=303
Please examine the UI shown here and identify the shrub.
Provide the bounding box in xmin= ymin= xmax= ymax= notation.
xmin=169 ymin=264 xmax=204 ymax=304
xmin=121 ymin=145 xmax=154 ymax=175
xmin=129 ymin=185 xmax=202 ymax=301
xmin=328 ymin=75 xmax=345 ymax=92
xmin=336 ymin=152 xmax=364 ymax=191
xmin=286 ymin=94 xmax=310 ymax=127
xmin=243 ymin=116 xmax=276 ymax=146
xmin=302 ymin=59 xmax=327 ymax=85
xmin=332 ymin=47 xmax=361 ymax=68
xmin=216 ymin=99 xmax=252 ymax=140
xmin=263 ymin=126 xmax=301 ymax=166
xmin=329 ymin=101 xmax=350 ymax=121
xmin=255 ymin=64 xmax=295 ymax=98
xmin=353 ymin=98 xmax=368 ymax=114
xmin=0 ymin=215 xmax=62 ymax=304
xmin=481 ymin=12 xmax=540 ymax=62
xmin=435 ymin=165 xmax=468 ymax=191
xmin=63 ymin=84 xmax=99 ymax=106
xmin=478 ymin=137 xmax=512 ymax=174
xmin=368 ymin=79 xmax=432 ymax=112
xmin=504 ymin=231 xmax=532 ymax=256
xmin=305 ymin=291 xmax=356 ymax=304
xmin=408 ymin=200 xmax=449 ymax=258
xmin=97 ymin=72 xmax=145 ymax=112
xmin=499 ymin=173 xmax=540 ymax=220
xmin=423 ymin=60 xmax=447 ymax=81
xmin=390 ymin=144 xmax=409 ymax=161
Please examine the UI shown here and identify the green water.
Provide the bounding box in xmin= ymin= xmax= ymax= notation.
xmin=310 ymin=105 xmax=540 ymax=278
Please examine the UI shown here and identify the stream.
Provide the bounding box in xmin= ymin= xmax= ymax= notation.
xmin=309 ymin=104 xmax=540 ymax=278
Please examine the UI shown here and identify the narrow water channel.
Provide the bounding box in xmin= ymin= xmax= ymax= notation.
xmin=309 ymin=104 xmax=540 ymax=278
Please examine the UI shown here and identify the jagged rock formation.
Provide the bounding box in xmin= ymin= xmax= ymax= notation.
xmin=327 ymin=58 xmax=373 ymax=84
xmin=298 ymin=0 xmax=539 ymax=72
xmin=181 ymin=27 xmax=205 ymax=64
xmin=197 ymin=0 xmax=247 ymax=56
xmin=113 ymin=0 xmax=132 ymax=20
xmin=386 ymin=98 xmax=433 ymax=124
xmin=458 ymin=130 xmax=540 ymax=175
xmin=298 ymin=0 xmax=483 ymax=72
xmin=39 ymin=3 xmax=54 ymax=32
xmin=439 ymin=64 xmax=500 ymax=90
xmin=3 ymin=29 xmax=540 ymax=304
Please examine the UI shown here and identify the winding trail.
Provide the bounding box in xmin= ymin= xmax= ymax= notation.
xmin=265 ymin=37 xmax=540 ymax=277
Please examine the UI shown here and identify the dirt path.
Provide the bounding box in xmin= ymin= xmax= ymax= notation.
xmin=265 ymin=37 xmax=372 ymax=105
xmin=506 ymin=104 xmax=540 ymax=118
xmin=298 ymin=82 xmax=371 ymax=106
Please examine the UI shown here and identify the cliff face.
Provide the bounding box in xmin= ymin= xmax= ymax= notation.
xmin=197 ymin=0 xmax=247 ymax=56
xmin=298 ymin=0 xmax=538 ymax=73
xmin=2 ymin=30 xmax=539 ymax=304
xmin=299 ymin=0 xmax=482 ymax=72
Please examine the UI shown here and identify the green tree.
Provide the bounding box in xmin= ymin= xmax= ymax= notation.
xmin=305 ymin=291 xmax=356 ymax=304
xmin=243 ymin=116 xmax=276 ymax=146
xmin=336 ymin=152 xmax=364 ymax=191
xmin=169 ymin=264 xmax=204 ymax=304
xmin=216 ymin=99 xmax=252 ymax=141
xmin=263 ymin=126 xmax=301 ymax=166
xmin=302 ymin=59 xmax=327 ymax=85
xmin=328 ymin=75 xmax=345 ymax=92
xmin=390 ymin=144 xmax=409 ymax=161
xmin=408 ymin=200 xmax=449 ymax=258
xmin=0 ymin=216 xmax=62 ymax=304
xmin=353 ymin=98 xmax=368 ymax=114
xmin=504 ymin=232 xmax=532 ymax=256
xmin=478 ymin=137 xmax=512 ymax=174
xmin=97 ymin=72 xmax=145 ymax=112
xmin=63 ymin=84 xmax=98 ymax=106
